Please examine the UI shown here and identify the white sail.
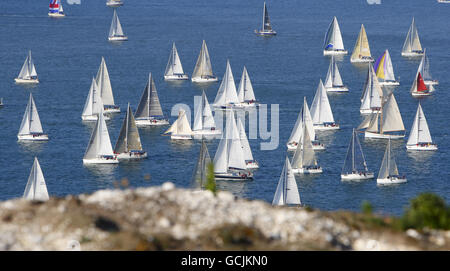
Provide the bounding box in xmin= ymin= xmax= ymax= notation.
xmin=402 ymin=18 xmax=422 ymax=54
xmin=95 ymin=57 xmax=115 ymax=106
xmin=165 ymin=42 xmax=185 ymax=76
xmin=165 ymin=109 xmax=192 ymax=136
xmin=381 ymin=93 xmax=405 ymax=133
xmin=288 ymin=97 xmax=315 ymax=144
xmin=82 ymin=78 xmax=104 ymax=118
xmin=360 ymin=64 xmax=383 ymax=112
xmin=310 ymin=79 xmax=335 ymax=124
xmin=272 ymin=157 xmax=301 ymax=206
xmin=109 ymin=9 xmax=125 ymax=37
xmin=237 ymin=118 xmax=254 ymax=161
xmin=194 ymin=91 xmax=216 ymax=131
xmin=237 ymin=66 xmax=256 ymax=102
xmin=324 ymin=17 xmax=345 ymax=51
xmin=292 ymin=125 xmax=317 ymax=168
xmin=17 ymin=51 xmax=37 ymax=80
xmin=407 ymin=103 xmax=432 ymax=145
xmin=342 ymin=129 xmax=369 ymax=174
xmin=213 ymin=60 xmax=239 ymax=107
xmin=324 ymin=56 xmax=344 ymax=88
xmin=18 ymin=93 xmax=44 ymax=135
xmin=378 ymin=139 xmax=399 ymax=179
xmin=23 ymin=157 xmax=49 ymax=201
xmin=417 ymin=48 xmax=434 ymax=81
xmin=192 ymin=40 xmax=214 ymax=78
xmin=114 ymin=104 xmax=143 ymax=153
xmin=84 ymin=109 xmax=115 ymax=160
xmin=383 ymin=50 xmax=396 ymax=81
xmin=135 ymin=73 xmax=164 ymax=118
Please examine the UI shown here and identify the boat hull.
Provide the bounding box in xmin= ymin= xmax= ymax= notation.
xmin=82 ymin=114 xmax=111 ymax=121
xmin=135 ymin=118 xmax=169 ymax=126
xmin=48 ymin=13 xmax=65 ymax=18
xmin=287 ymin=142 xmax=325 ymax=151
xmin=246 ymin=160 xmax=259 ymax=170
xmin=18 ymin=134 xmax=49 ymax=141
xmin=104 ymin=105 xmax=121 ymax=113
xmin=326 ymin=86 xmax=349 ymax=92
xmin=106 ymin=2 xmax=123 ymax=7
xmin=406 ymin=143 xmax=438 ymax=151
xmin=379 ymin=81 xmax=400 ymax=86
xmin=350 ymin=57 xmax=374 ymax=63
xmin=424 ymin=80 xmax=439 ymax=86
xmin=191 ymin=76 xmax=218 ymax=83
xmin=323 ymin=50 xmax=348 ymax=56
xmin=214 ymin=172 xmax=253 ymax=180
xmin=170 ymin=134 xmax=192 ymax=140
xmin=238 ymin=101 xmax=258 ymax=108
xmin=254 ymin=30 xmax=277 ymax=36
xmin=360 ymin=108 xmax=381 ymax=115
xmin=364 ymin=131 xmax=405 ymax=139
xmin=15 ymin=78 xmax=39 ymax=84
xmin=341 ymin=172 xmax=374 ymax=180
xmin=164 ymin=74 xmax=189 ymax=81
xmin=192 ymin=129 xmax=222 ymax=138
xmin=83 ymin=157 xmax=119 ymax=164
xmin=108 ymin=36 xmax=128 ymax=41
xmin=377 ymin=176 xmax=407 ymax=185
xmin=401 ymin=52 xmax=423 ymax=57
xmin=116 ymin=151 xmax=148 ymax=160
xmin=292 ymin=167 xmax=323 ymax=174
xmin=411 ymin=91 xmax=432 ymax=97
xmin=313 ymin=123 xmax=340 ymax=131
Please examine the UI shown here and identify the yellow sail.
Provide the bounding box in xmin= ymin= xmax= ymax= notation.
xmin=351 ymin=24 xmax=371 ymax=60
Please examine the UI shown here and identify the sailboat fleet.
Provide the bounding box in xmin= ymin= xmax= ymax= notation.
xmin=10 ymin=4 xmax=442 ymax=205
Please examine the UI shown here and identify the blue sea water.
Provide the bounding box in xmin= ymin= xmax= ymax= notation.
xmin=0 ymin=0 xmax=449 ymax=216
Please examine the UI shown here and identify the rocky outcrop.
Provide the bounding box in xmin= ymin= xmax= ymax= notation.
xmin=0 ymin=182 xmax=448 ymax=251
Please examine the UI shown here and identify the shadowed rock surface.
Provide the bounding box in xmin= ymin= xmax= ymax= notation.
xmin=0 ymin=182 xmax=448 ymax=251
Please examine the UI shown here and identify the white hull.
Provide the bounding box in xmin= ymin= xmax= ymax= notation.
xmin=48 ymin=13 xmax=65 ymax=18
xmin=246 ymin=160 xmax=259 ymax=170
xmin=193 ymin=129 xmax=221 ymax=136
xmin=18 ymin=134 xmax=49 ymax=141
xmin=350 ymin=57 xmax=374 ymax=63
xmin=341 ymin=172 xmax=374 ymax=180
xmin=406 ymin=143 xmax=438 ymax=151
xmin=377 ymin=176 xmax=407 ymax=185
xmin=116 ymin=151 xmax=148 ymax=160
xmin=239 ymin=101 xmax=258 ymax=108
xmin=401 ymin=52 xmax=423 ymax=57
xmin=15 ymin=78 xmax=39 ymax=84
xmin=379 ymin=81 xmax=400 ymax=86
xmin=313 ymin=123 xmax=340 ymax=131
xmin=83 ymin=157 xmax=119 ymax=164
xmin=411 ymin=91 xmax=432 ymax=97
xmin=170 ymin=134 xmax=192 ymax=140
xmin=82 ymin=114 xmax=111 ymax=121
xmin=287 ymin=142 xmax=325 ymax=151
xmin=424 ymin=80 xmax=438 ymax=86
xmin=326 ymin=86 xmax=349 ymax=92
xmin=364 ymin=131 xmax=405 ymax=139
xmin=215 ymin=172 xmax=253 ymax=180
xmin=292 ymin=167 xmax=323 ymax=174
xmin=135 ymin=118 xmax=169 ymax=126
xmin=254 ymin=30 xmax=277 ymax=36
xmin=164 ymin=74 xmax=189 ymax=81
xmin=107 ymin=2 xmax=123 ymax=7
xmin=104 ymin=106 xmax=120 ymax=113
xmin=323 ymin=50 xmax=348 ymax=56
xmin=108 ymin=36 xmax=128 ymax=41
xmin=360 ymin=108 xmax=381 ymax=115
xmin=191 ymin=76 xmax=218 ymax=83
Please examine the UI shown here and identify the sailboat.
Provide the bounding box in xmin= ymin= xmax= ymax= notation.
xmin=287 ymin=97 xmax=325 ymax=151
xmin=106 ymin=0 xmax=124 ymax=7
xmin=324 ymin=56 xmax=348 ymax=92
xmin=255 ymin=1 xmax=276 ymax=36
xmin=23 ymin=157 xmax=49 ymax=201
xmin=134 ymin=73 xmax=169 ymax=126
xmin=237 ymin=67 xmax=258 ymax=107
xmin=272 ymin=157 xmax=301 ymax=207
xmin=108 ymin=9 xmax=128 ymax=41
xmin=237 ymin=118 xmax=259 ymax=170
xmin=15 ymin=50 xmax=39 ymax=84
xmin=406 ymin=103 xmax=437 ymax=151
xmin=377 ymin=138 xmax=407 ymax=185
xmin=164 ymin=109 xmax=193 ymax=140
xmin=416 ymin=49 xmax=438 ymax=86
xmin=360 ymin=64 xmax=383 ymax=114
xmin=359 ymin=92 xmax=405 ymax=139
xmin=164 ymin=42 xmax=188 ymax=80
xmin=18 ymin=93 xmax=48 ymax=141
xmin=213 ymin=111 xmax=253 ymax=180
xmin=374 ymin=49 xmax=399 ymax=86
xmin=191 ymin=40 xmax=218 ymax=83
xmin=96 ymin=57 xmax=120 ymax=113
xmin=193 ymin=91 xmax=221 ymax=138
xmin=401 ymin=18 xmax=423 ymax=57
xmin=438 ymin=0 xmax=450 ymax=3
xmin=310 ymin=79 xmax=339 ymax=130
xmin=341 ymin=129 xmax=374 ymax=180
xmin=83 ymin=109 xmax=118 ymax=164
xmin=213 ymin=60 xmax=242 ymax=110
xmin=323 ymin=17 xmax=347 ymax=55
xmin=48 ymin=0 xmax=65 ymax=17
xmin=82 ymin=78 xmax=110 ymax=121
xmin=191 ymin=140 xmax=213 ymax=190
xmin=114 ymin=103 xmax=147 ymax=159
xmin=291 ymin=124 xmax=322 ymax=174
xmin=410 ymin=72 xmax=433 ymax=97
xmin=350 ymin=24 xmax=374 ymax=63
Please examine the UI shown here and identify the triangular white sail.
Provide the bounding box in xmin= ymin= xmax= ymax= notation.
xmin=19 ymin=93 xmax=44 ymax=136
xmin=342 ymin=129 xmax=369 ymax=174
xmin=324 ymin=17 xmax=345 ymax=51
xmin=192 ymin=40 xmax=214 ymax=79
xmin=351 ymin=24 xmax=372 ymax=61
xmin=135 ymin=73 xmax=164 ymax=118
xmin=17 ymin=51 xmax=38 ymax=80
xmin=82 ymin=78 xmax=105 ymax=119
xmin=114 ymin=104 xmax=143 ymax=153
xmin=272 ymin=157 xmax=301 ymax=206
xmin=292 ymin=124 xmax=317 ymax=169
xmin=165 ymin=42 xmax=185 ymax=76
xmin=381 ymin=93 xmax=405 ymax=133
xmin=416 ymin=49 xmax=436 ymax=83
xmin=213 ymin=60 xmax=240 ymax=107
xmin=23 ymin=157 xmax=49 ymax=201
xmin=191 ymin=140 xmax=212 ymax=189
xmin=109 ymin=9 xmax=125 ymax=37
xmin=402 ymin=18 xmax=422 ymax=55
xmin=237 ymin=118 xmax=254 ymax=161
xmin=237 ymin=66 xmax=256 ymax=103
xmin=288 ymin=97 xmax=316 ymax=145
xmin=407 ymin=103 xmax=433 ymax=145
xmin=83 ymin=109 xmax=115 ymax=160
xmin=324 ymin=56 xmax=344 ymax=88
xmin=164 ymin=109 xmax=192 ymax=136
xmin=375 ymin=49 xmax=396 ymax=82
xmin=360 ymin=64 xmax=383 ymax=112
xmin=378 ymin=139 xmax=399 ymax=179
xmin=193 ymin=91 xmax=216 ymax=131
xmin=95 ymin=57 xmax=115 ymax=107
xmin=310 ymin=80 xmax=335 ymax=125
